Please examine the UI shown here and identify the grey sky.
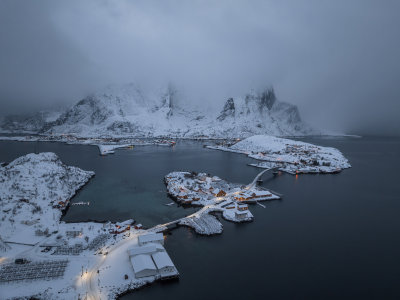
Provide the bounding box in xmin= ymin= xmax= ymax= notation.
xmin=0 ymin=0 xmax=399 ymax=135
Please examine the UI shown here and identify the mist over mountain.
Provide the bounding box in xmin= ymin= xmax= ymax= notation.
xmin=0 ymin=84 xmax=316 ymax=138
xmin=0 ymin=1 xmax=399 ymax=135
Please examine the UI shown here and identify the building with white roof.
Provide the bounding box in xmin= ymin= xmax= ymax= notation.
xmin=152 ymin=251 xmax=176 ymax=277
xmin=128 ymin=237 xmax=178 ymax=279
xmin=235 ymin=210 xmax=248 ymax=220
xmin=252 ymin=190 xmax=272 ymax=198
xmin=130 ymin=254 xmax=158 ymax=278
xmin=138 ymin=233 xmax=164 ymax=246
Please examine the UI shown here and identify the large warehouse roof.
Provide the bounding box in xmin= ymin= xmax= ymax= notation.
xmin=130 ymin=254 xmax=157 ymax=273
xmin=152 ymin=251 xmax=174 ymax=269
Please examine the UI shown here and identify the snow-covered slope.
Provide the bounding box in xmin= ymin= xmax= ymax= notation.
xmin=1 ymin=84 xmax=318 ymax=138
xmin=0 ymin=152 xmax=94 ymax=245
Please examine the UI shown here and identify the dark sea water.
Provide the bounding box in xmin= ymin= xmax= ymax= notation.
xmin=1 ymin=136 xmax=399 ymax=299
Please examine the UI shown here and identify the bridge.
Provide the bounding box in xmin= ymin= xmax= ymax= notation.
xmin=247 ymin=167 xmax=279 ymax=189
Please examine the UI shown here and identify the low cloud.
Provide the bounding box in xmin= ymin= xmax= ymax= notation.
xmin=0 ymin=0 xmax=399 ymax=135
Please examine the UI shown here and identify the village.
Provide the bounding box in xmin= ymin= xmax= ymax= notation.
xmin=0 ymin=151 xmax=282 ymax=299
xmin=164 ymin=171 xmax=280 ymax=225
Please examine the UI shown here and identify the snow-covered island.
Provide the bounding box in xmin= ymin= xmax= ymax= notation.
xmin=163 ymin=171 xmax=280 ymax=234
xmin=208 ymin=135 xmax=351 ymax=174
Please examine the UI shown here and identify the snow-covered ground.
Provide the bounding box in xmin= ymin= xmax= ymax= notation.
xmin=0 ymin=152 xmax=94 ymax=245
xmin=208 ymin=135 xmax=351 ymax=174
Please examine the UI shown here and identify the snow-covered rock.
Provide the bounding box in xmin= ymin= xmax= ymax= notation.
xmin=0 ymin=152 xmax=94 ymax=245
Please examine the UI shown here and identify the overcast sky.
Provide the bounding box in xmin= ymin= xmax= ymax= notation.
xmin=0 ymin=0 xmax=399 ymax=135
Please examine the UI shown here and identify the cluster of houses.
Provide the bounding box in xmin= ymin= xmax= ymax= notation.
xmin=234 ymin=190 xmax=273 ymax=202
xmin=221 ymin=201 xmax=251 ymax=221
xmin=107 ymin=220 xmax=134 ymax=235
xmin=127 ymin=233 xmax=178 ymax=279
xmin=165 ymin=172 xmax=235 ymax=205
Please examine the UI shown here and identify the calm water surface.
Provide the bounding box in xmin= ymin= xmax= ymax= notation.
xmin=1 ymin=136 xmax=399 ymax=299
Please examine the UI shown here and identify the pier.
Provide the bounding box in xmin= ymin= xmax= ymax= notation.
xmin=71 ymin=202 xmax=90 ymax=206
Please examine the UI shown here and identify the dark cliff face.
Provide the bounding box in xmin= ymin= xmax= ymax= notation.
xmin=160 ymin=84 xmax=176 ymax=118
xmin=259 ymin=88 xmax=276 ymax=111
xmin=217 ymin=98 xmax=235 ymax=121
xmin=245 ymin=87 xmax=276 ymax=113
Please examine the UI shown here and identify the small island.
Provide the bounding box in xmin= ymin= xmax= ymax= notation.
xmin=163 ymin=171 xmax=281 ymax=234
xmin=208 ymin=135 xmax=351 ymax=174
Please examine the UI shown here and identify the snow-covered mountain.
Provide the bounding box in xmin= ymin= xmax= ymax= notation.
xmin=0 ymin=84 xmax=318 ymax=138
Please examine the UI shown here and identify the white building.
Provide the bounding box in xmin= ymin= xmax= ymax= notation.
xmin=128 ymin=237 xmax=178 ymax=279
xmin=152 ymin=251 xmax=176 ymax=278
xmin=252 ymin=190 xmax=272 ymax=198
xmin=129 ymin=254 xmax=158 ymax=278
xmin=138 ymin=233 xmax=164 ymax=246
xmin=235 ymin=210 xmax=248 ymax=220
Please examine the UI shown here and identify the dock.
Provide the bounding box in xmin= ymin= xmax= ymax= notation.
xmin=71 ymin=202 xmax=90 ymax=206
xmin=256 ymin=201 xmax=266 ymax=208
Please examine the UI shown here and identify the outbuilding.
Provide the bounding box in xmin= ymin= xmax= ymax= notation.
xmin=235 ymin=210 xmax=248 ymax=220
xmin=138 ymin=233 xmax=164 ymax=246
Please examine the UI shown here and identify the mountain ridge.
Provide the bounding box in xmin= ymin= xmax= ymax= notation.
xmin=0 ymin=84 xmax=319 ymax=138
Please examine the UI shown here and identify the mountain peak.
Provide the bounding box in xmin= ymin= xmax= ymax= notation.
xmin=217 ymin=98 xmax=235 ymax=121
